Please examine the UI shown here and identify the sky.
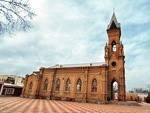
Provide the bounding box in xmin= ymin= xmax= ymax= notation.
xmin=0 ymin=0 xmax=150 ymax=90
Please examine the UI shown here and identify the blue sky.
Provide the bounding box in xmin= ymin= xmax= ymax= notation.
xmin=0 ymin=0 xmax=150 ymax=90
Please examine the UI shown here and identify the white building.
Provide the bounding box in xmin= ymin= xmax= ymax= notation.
xmin=0 ymin=75 xmax=24 ymax=96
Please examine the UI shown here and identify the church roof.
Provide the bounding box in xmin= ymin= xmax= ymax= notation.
xmin=107 ymin=12 xmax=120 ymax=30
xmin=49 ymin=62 xmax=107 ymax=68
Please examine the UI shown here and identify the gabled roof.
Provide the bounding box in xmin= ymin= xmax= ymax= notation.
xmin=107 ymin=12 xmax=120 ymax=30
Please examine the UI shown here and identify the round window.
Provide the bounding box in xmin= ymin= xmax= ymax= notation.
xmin=111 ymin=61 xmax=116 ymax=67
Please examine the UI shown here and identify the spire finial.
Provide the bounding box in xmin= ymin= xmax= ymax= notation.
xmin=113 ymin=8 xmax=115 ymax=13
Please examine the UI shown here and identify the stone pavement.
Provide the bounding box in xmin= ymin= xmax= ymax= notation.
xmin=0 ymin=97 xmax=150 ymax=113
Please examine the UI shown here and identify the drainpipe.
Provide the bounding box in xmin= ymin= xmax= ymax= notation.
xmin=85 ymin=67 xmax=90 ymax=102
xmin=37 ymin=68 xmax=44 ymax=98
xmin=105 ymin=65 xmax=108 ymax=103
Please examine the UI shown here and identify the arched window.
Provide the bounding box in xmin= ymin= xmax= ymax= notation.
xmin=76 ymin=79 xmax=82 ymax=92
xmin=43 ymin=79 xmax=48 ymax=91
xmin=29 ymin=82 xmax=33 ymax=92
xmin=112 ymin=41 xmax=116 ymax=52
xmin=91 ymin=79 xmax=97 ymax=92
xmin=65 ymin=78 xmax=71 ymax=91
xmin=55 ymin=79 xmax=60 ymax=91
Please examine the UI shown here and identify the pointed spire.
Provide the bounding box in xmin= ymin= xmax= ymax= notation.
xmin=107 ymin=12 xmax=120 ymax=30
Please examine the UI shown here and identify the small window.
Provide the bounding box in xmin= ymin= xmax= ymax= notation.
xmin=55 ymin=79 xmax=60 ymax=91
xmin=76 ymin=79 xmax=82 ymax=92
xmin=65 ymin=78 xmax=71 ymax=91
xmin=91 ymin=79 xmax=97 ymax=92
xmin=29 ymin=82 xmax=33 ymax=92
xmin=43 ymin=79 xmax=48 ymax=91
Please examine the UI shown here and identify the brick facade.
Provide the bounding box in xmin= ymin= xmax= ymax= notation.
xmin=22 ymin=13 xmax=126 ymax=103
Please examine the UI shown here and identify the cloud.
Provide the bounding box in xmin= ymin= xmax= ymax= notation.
xmin=0 ymin=0 xmax=150 ymax=90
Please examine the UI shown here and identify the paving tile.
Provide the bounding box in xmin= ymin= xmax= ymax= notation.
xmin=0 ymin=97 xmax=149 ymax=113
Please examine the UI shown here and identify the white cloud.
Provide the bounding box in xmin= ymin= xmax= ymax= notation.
xmin=0 ymin=0 xmax=150 ymax=90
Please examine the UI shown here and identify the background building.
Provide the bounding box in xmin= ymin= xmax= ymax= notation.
xmin=0 ymin=75 xmax=24 ymax=96
xmin=126 ymin=92 xmax=148 ymax=102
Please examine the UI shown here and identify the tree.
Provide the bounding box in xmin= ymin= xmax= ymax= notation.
xmin=5 ymin=77 xmax=15 ymax=84
xmin=0 ymin=0 xmax=35 ymax=35
xmin=146 ymin=92 xmax=150 ymax=103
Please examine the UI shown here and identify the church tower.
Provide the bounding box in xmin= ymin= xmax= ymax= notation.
xmin=105 ymin=13 xmax=126 ymax=101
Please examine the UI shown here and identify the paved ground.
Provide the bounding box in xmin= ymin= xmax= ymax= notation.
xmin=0 ymin=97 xmax=150 ymax=113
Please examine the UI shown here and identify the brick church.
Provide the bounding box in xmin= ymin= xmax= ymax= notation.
xmin=22 ymin=13 xmax=126 ymax=103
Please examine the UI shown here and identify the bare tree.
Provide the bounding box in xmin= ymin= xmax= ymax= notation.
xmin=0 ymin=0 xmax=35 ymax=35
xmin=129 ymin=88 xmax=149 ymax=94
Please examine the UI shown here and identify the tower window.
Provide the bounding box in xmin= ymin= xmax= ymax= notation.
xmin=111 ymin=61 xmax=116 ymax=67
xmin=112 ymin=41 xmax=116 ymax=52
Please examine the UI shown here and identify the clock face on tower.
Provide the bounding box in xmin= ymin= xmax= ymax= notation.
xmin=111 ymin=61 xmax=116 ymax=67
